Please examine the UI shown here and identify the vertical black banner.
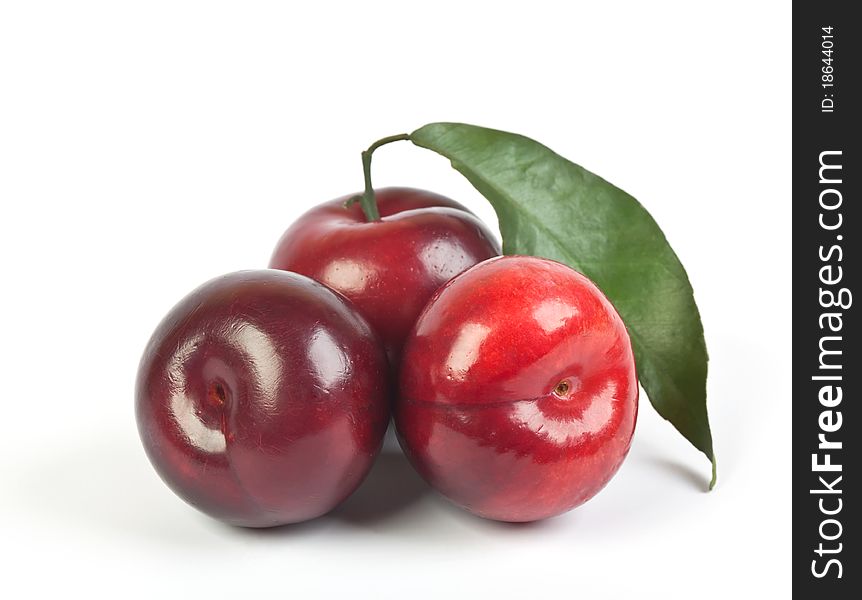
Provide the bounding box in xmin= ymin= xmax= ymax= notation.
xmin=794 ymin=2 xmax=859 ymax=596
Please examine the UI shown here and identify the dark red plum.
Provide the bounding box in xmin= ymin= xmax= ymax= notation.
xmin=269 ymin=187 xmax=500 ymax=365
xmin=136 ymin=270 xmax=389 ymax=527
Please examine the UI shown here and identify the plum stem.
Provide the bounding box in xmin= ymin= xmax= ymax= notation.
xmin=351 ymin=133 xmax=411 ymax=222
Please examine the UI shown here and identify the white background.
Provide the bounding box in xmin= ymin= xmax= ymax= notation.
xmin=0 ymin=1 xmax=791 ymax=598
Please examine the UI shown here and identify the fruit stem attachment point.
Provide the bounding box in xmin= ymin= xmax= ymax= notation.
xmin=553 ymin=380 xmax=570 ymax=396
xmin=356 ymin=133 xmax=411 ymax=222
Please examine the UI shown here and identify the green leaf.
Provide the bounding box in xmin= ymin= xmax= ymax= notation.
xmin=410 ymin=122 xmax=716 ymax=489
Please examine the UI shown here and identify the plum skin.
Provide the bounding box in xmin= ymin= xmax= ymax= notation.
xmin=135 ymin=270 xmax=389 ymax=527
xmin=269 ymin=187 xmax=501 ymax=366
xmin=395 ymin=256 xmax=638 ymax=522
